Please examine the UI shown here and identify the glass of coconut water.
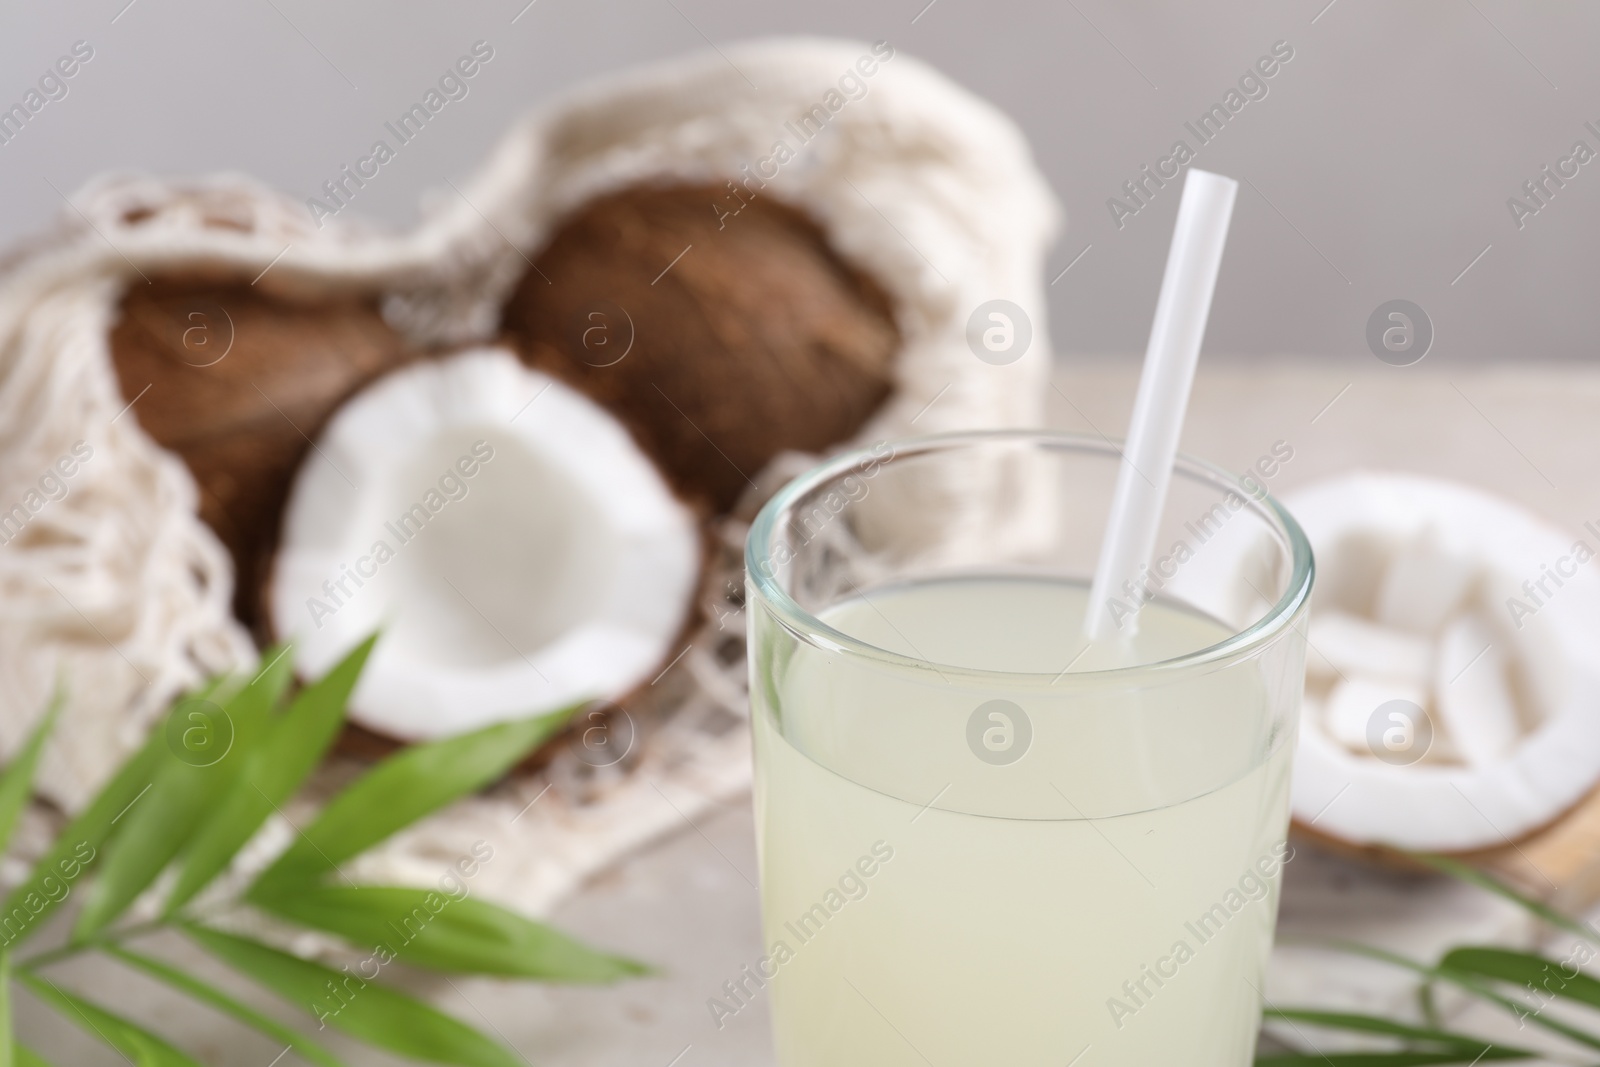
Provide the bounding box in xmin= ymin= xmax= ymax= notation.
xmin=745 ymin=430 xmax=1313 ymax=1066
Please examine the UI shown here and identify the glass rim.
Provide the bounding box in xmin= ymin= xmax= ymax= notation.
xmin=744 ymin=429 xmax=1316 ymax=686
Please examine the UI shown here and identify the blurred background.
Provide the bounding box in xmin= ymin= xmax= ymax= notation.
xmin=2 ymin=0 xmax=1594 ymax=363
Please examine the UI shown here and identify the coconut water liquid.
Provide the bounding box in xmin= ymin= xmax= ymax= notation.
xmin=751 ymin=576 xmax=1295 ymax=1066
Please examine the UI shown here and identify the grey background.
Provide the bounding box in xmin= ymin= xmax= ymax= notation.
xmin=0 ymin=0 xmax=1593 ymax=363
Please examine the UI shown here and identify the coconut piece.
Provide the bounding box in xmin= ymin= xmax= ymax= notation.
xmin=109 ymin=277 xmax=419 ymax=634
xmin=1322 ymin=676 xmax=1431 ymax=757
xmin=1480 ymin=566 xmax=1574 ymax=733
xmin=270 ymin=348 xmax=701 ymax=741
xmin=1434 ymin=613 xmax=1523 ymax=767
xmin=1306 ymin=611 xmax=1432 ymax=687
xmin=1373 ymin=528 xmax=1478 ymax=636
xmin=501 ymin=184 xmax=900 ymax=514
xmin=1285 ymin=473 xmax=1600 ymax=853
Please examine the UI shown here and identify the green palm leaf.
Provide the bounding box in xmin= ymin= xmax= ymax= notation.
xmin=106 ymin=945 xmax=345 ymax=1067
xmin=18 ymin=971 xmax=202 ymax=1066
xmin=1259 ymin=1007 xmax=1534 ymax=1064
xmin=1256 ymin=1052 xmax=1530 ymax=1065
xmin=183 ymin=925 xmax=523 ymax=1067
xmin=73 ymin=664 xmax=283 ymax=939
xmin=255 ymin=885 xmax=646 ymax=981
xmin=0 ymin=691 xmax=61 ymax=860
xmin=1328 ymin=941 xmax=1600 ymax=1053
xmin=12 ymin=1043 xmax=49 ymax=1067
xmin=0 ymin=640 xmax=648 ymax=1067
xmin=1413 ymin=854 xmax=1600 ymax=947
xmin=251 ymin=707 xmax=573 ymax=897
xmin=0 ymin=710 xmax=171 ymax=949
xmin=165 ymin=637 xmax=373 ymax=913
xmin=0 ymin=952 xmax=11 ymax=1067
xmin=1441 ymin=945 xmax=1600 ymax=1009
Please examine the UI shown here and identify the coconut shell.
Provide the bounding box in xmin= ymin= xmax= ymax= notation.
xmin=501 ymin=183 xmax=900 ymax=514
xmin=1295 ymin=778 xmax=1600 ymax=906
xmin=109 ymin=278 xmax=420 ymax=635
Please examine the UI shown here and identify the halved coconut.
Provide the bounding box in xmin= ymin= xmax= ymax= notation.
xmin=1285 ymin=472 xmax=1600 ymax=853
xmin=269 ymin=348 xmax=700 ymax=741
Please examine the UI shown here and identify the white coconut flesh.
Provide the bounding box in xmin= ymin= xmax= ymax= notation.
xmin=1284 ymin=472 xmax=1600 ymax=853
xmin=270 ymin=348 xmax=700 ymax=741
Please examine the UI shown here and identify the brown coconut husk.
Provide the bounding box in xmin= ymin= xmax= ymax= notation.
xmin=109 ymin=277 xmax=421 ymax=637
xmin=500 ymin=183 xmax=901 ymax=514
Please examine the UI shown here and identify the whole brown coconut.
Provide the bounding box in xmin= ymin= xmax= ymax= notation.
xmin=109 ymin=279 xmax=419 ymax=635
xmin=501 ymin=184 xmax=901 ymax=514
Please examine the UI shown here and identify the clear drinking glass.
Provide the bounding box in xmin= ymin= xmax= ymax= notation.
xmin=744 ymin=431 xmax=1313 ymax=1067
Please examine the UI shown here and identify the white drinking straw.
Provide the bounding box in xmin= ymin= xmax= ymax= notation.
xmin=1083 ymin=168 xmax=1238 ymax=641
